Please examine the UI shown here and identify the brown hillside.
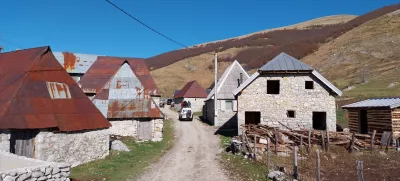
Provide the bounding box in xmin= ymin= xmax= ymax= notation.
xmin=303 ymin=11 xmax=400 ymax=98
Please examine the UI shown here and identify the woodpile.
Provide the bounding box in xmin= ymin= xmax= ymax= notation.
xmin=236 ymin=124 xmax=396 ymax=154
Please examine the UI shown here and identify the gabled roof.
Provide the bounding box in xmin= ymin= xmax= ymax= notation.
xmin=174 ymin=81 xmax=207 ymax=98
xmin=233 ymin=52 xmax=342 ymax=96
xmin=207 ymin=60 xmax=249 ymax=100
xmin=53 ymin=52 xmax=100 ymax=74
xmin=92 ymin=62 xmax=163 ymax=119
xmin=342 ymin=98 xmax=400 ymax=109
xmin=0 ymin=46 xmax=111 ymax=131
xmin=173 ymin=90 xmax=180 ymax=96
xmin=79 ymin=56 xmax=159 ymax=96
xmin=259 ymin=52 xmax=312 ymax=71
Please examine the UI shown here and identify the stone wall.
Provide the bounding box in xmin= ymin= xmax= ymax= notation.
xmin=152 ymin=119 xmax=163 ymax=142
xmin=0 ymin=151 xmax=71 ymax=181
xmin=174 ymin=98 xmax=206 ymax=112
xmin=110 ymin=120 xmax=138 ymax=137
xmin=238 ymin=74 xmax=337 ymax=134
xmin=0 ymin=130 xmax=10 ymax=152
xmin=205 ymin=100 xmax=237 ymax=128
xmin=35 ymin=129 xmax=109 ymax=167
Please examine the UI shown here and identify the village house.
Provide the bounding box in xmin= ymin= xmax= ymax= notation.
xmin=0 ymin=47 xmax=111 ymax=166
xmin=55 ymin=53 xmax=162 ymax=105
xmin=342 ymin=98 xmax=400 ymax=139
xmin=203 ymin=60 xmax=249 ymax=128
xmin=174 ymin=81 xmax=208 ymax=112
xmin=233 ymin=52 xmax=342 ymax=135
xmin=91 ymin=61 xmax=164 ymax=141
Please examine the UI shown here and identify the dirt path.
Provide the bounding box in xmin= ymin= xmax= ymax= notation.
xmin=135 ymin=108 xmax=231 ymax=181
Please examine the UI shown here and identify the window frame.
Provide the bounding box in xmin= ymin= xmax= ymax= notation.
xmin=305 ymin=81 xmax=314 ymax=90
xmin=267 ymin=80 xmax=280 ymax=94
xmin=287 ymin=110 xmax=296 ymax=118
xmin=225 ymin=100 xmax=234 ymax=111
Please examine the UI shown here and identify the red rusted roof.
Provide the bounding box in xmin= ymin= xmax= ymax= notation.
xmin=0 ymin=46 xmax=111 ymax=131
xmin=174 ymin=80 xmax=208 ymax=98
xmin=92 ymin=62 xmax=164 ymax=119
xmin=79 ymin=56 xmax=160 ymax=96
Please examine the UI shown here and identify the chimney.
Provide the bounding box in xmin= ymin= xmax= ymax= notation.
xmin=240 ymin=73 xmax=243 ymax=84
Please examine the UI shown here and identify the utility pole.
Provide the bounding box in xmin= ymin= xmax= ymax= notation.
xmin=214 ymin=53 xmax=218 ymax=126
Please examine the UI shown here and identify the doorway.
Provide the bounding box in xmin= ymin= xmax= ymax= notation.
xmin=245 ymin=111 xmax=261 ymax=125
xmin=312 ymin=112 xmax=327 ymax=130
xmin=10 ymin=130 xmax=38 ymax=158
xmin=358 ymin=110 xmax=368 ymax=134
xmin=138 ymin=120 xmax=153 ymax=140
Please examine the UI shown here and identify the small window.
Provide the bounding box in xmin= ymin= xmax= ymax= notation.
xmin=267 ymin=80 xmax=280 ymax=94
xmin=305 ymin=81 xmax=314 ymax=89
xmin=287 ymin=110 xmax=295 ymax=118
xmin=225 ymin=101 xmax=233 ymax=110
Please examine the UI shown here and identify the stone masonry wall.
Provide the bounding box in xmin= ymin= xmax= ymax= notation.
xmin=205 ymin=100 xmax=237 ymax=128
xmin=110 ymin=120 xmax=138 ymax=137
xmin=35 ymin=129 xmax=109 ymax=167
xmin=0 ymin=130 xmax=10 ymax=152
xmin=238 ymin=74 xmax=337 ymax=134
xmin=152 ymin=119 xmax=163 ymax=142
xmin=0 ymin=152 xmax=71 ymax=181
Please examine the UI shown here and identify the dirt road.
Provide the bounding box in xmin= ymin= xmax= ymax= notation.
xmin=135 ymin=108 xmax=231 ymax=181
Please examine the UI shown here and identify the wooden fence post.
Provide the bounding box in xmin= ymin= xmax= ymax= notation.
xmin=357 ymin=160 xmax=364 ymax=181
xmin=326 ymin=131 xmax=330 ymax=152
xmin=293 ymin=146 xmax=298 ymax=180
xmin=300 ymin=136 xmax=303 ymax=148
xmin=274 ymin=128 xmax=278 ymax=154
xmin=253 ymin=135 xmax=257 ymax=159
xmin=308 ymin=129 xmax=312 ymax=153
xmin=349 ymin=133 xmax=355 ymax=153
xmin=267 ymin=138 xmax=270 ymax=168
xmin=321 ymin=131 xmax=325 ymax=151
xmin=370 ymin=130 xmax=376 ymax=151
xmin=316 ymin=149 xmax=321 ymax=181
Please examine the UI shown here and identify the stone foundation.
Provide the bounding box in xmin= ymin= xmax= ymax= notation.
xmin=0 ymin=151 xmax=71 ymax=181
xmin=0 ymin=130 xmax=10 ymax=152
xmin=35 ymin=129 xmax=109 ymax=167
xmin=152 ymin=119 xmax=163 ymax=142
xmin=110 ymin=120 xmax=138 ymax=137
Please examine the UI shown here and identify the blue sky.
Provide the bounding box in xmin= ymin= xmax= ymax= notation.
xmin=0 ymin=0 xmax=398 ymax=58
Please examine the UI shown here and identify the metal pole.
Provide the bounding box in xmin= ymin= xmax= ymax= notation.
xmin=214 ymin=53 xmax=218 ymax=126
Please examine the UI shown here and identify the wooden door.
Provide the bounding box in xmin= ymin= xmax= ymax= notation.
xmin=359 ymin=110 xmax=368 ymax=134
xmin=10 ymin=130 xmax=38 ymax=158
xmin=138 ymin=120 xmax=153 ymax=140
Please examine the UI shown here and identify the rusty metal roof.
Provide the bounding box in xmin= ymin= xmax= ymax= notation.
xmin=92 ymin=62 xmax=163 ymax=119
xmin=174 ymin=81 xmax=208 ymax=98
xmin=53 ymin=52 xmax=99 ymax=74
xmin=0 ymin=46 xmax=111 ymax=131
xmin=79 ymin=56 xmax=160 ymax=96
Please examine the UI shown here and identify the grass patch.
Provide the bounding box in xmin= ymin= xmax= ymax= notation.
xmin=70 ymin=119 xmax=175 ymax=181
xmin=218 ymin=135 xmax=269 ymax=181
xmin=336 ymin=108 xmax=348 ymax=128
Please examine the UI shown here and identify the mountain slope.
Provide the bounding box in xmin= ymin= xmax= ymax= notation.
xmin=303 ymin=11 xmax=400 ymax=98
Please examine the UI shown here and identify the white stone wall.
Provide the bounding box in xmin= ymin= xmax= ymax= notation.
xmin=0 ymin=130 xmax=10 ymax=152
xmin=174 ymin=98 xmax=206 ymax=112
xmin=110 ymin=120 xmax=138 ymax=137
xmin=205 ymin=100 xmax=237 ymax=127
xmin=0 ymin=151 xmax=71 ymax=181
xmin=238 ymin=74 xmax=337 ymax=134
xmin=152 ymin=119 xmax=163 ymax=142
xmin=35 ymin=129 xmax=109 ymax=167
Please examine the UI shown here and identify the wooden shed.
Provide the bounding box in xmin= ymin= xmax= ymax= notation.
xmin=342 ymin=98 xmax=400 ymax=139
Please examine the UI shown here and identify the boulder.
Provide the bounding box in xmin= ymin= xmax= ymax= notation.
xmin=111 ymin=140 xmax=130 ymax=152
xmin=267 ymin=171 xmax=286 ymax=181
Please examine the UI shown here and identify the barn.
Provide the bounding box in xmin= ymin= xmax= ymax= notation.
xmin=0 ymin=47 xmax=111 ymax=166
xmin=342 ymin=98 xmax=400 ymax=139
xmin=92 ymin=61 xmax=164 ymax=141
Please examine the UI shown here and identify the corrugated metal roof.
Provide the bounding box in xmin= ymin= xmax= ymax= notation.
xmin=0 ymin=46 xmax=111 ymax=131
xmin=342 ymin=98 xmax=400 ymax=109
xmin=259 ymin=52 xmax=313 ymax=71
xmin=174 ymin=81 xmax=207 ymax=98
xmin=79 ymin=56 xmax=160 ymax=96
xmin=92 ymin=62 xmax=163 ymax=119
xmin=53 ymin=52 xmax=99 ymax=74
xmin=207 ymin=60 xmax=249 ymax=100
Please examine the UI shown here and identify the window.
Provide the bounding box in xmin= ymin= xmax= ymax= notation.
xmin=225 ymin=101 xmax=233 ymax=110
xmin=287 ymin=110 xmax=295 ymax=118
xmin=305 ymin=81 xmax=314 ymax=89
xmin=267 ymin=80 xmax=280 ymax=94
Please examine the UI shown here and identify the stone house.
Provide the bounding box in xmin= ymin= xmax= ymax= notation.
xmin=203 ymin=60 xmax=249 ymax=128
xmin=174 ymin=81 xmax=208 ymax=112
xmin=92 ymin=61 xmax=164 ymax=141
xmin=233 ymin=52 xmax=342 ymax=135
xmin=55 ymin=54 xmax=161 ymax=105
xmin=342 ymin=98 xmax=400 ymax=139
xmin=0 ymin=47 xmax=111 ymax=167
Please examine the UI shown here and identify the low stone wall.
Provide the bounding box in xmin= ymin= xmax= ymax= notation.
xmin=152 ymin=119 xmax=163 ymax=142
xmin=110 ymin=120 xmax=138 ymax=137
xmin=0 ymin=130 xmax=10 ymax=152
xmin=35 ymin=129 xmax=109 ymax=167
xmin=0 ymin=151 xmax=71 ymax=181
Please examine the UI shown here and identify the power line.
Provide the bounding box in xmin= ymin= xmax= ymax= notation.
xmin=105 ymin=0 xmax=188 ymax=48
xmin=0 ymin=37 xmax=22 ymax=50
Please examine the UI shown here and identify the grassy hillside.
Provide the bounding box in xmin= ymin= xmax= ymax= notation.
xmin=303 ymin=10 xmax=400 ymax=98
xmin=148 ymin=4 xmax=400 ymax=97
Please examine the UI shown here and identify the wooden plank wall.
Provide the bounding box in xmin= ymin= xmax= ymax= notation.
xmin=347 ymin=109 xmax=392 ymax=138
xmin=392 ymin=108 xmax=400 ymax=138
